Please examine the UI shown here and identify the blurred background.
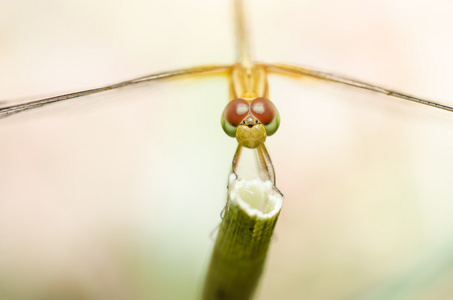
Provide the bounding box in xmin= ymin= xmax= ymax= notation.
xmin=1 ymin=0 xmax=453 ymax=299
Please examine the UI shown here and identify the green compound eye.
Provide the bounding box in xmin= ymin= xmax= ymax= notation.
xmin=263 ymin=110 xmax=280 ymax=136
xmin=221 ymin=114 xmax=238 ymax=137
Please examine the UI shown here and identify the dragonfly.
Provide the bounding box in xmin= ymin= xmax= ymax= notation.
xmin=1 ymin=2 xmax=452 ymax=181
xmin=1 ymin=0 xmax=453 ymax=299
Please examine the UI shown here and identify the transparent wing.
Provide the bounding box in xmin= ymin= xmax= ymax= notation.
xmin=0 ymin=65 xmax=229 ymax=119
xmin=266 ymin=63 xmax=453 ymax=113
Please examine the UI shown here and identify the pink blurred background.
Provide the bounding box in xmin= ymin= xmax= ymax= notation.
xmin=1 ymin=0 xmax=453 ymax=299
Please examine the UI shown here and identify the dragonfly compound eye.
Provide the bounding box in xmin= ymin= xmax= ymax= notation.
xmin=250 ymin=97 xmax=280 ymax=136
xmin=221 ymin=98 xmax=250 ymax=137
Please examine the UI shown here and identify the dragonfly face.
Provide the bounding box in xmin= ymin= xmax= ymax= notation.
xmin=221 ymin=97 xmax=280 ymax=148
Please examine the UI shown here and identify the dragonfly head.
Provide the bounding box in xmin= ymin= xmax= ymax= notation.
xmin=221 ymin=97 xmax=280 ymax=149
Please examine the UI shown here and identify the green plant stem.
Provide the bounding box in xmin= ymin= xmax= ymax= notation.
xmin=202 ymin=178 xmax=282 ymax=300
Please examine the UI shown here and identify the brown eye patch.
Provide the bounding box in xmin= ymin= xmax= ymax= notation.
xmin=223 ymin=98 xmax=249 ymax=126
xmin=250 ymin=97 xmax=276 ymax=125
